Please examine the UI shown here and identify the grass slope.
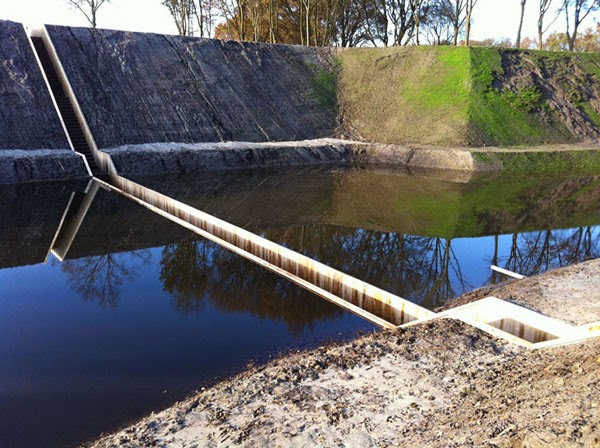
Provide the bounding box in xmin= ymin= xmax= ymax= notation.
xmin=337 ymin=46 xmax=471 ymax=145
xmin=337 ymin=46 xmax=600 ymax=147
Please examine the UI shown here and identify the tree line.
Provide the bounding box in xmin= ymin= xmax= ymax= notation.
xmin=68 ymin=0 xmax=599 ymax=51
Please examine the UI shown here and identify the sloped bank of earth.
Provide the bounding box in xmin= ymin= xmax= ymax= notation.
xmin=337 ymin=46 xmax=600 ymax=147
xmin=87 ymin=263 xmax=600 ymax=448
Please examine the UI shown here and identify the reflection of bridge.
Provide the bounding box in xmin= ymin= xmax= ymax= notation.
xmin=49 ymin=173 xmax=434 ymax=328
xmin=3 ymin=178 xmax=598 ymax=309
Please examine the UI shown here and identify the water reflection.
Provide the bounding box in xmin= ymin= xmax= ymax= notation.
xmin=0 ymin=180 xmax=88 ymax=268
xmin=160 ymin=241 xmax=211 ymax=312
xmin=43 ymin=184 xmax=348 ymax=334
xmin=61 ymin=250 xmax=151 ymax=307
xmin=490 ymin=227 xmax=599 ymax=282
xmin=5 ymin=168 xmax=597 ymax=314
xmin=137 ymin=167 xmax=600 ymax=239
xmin=160 ymin=240 xmax=345 ymax=334
xmin=257 ymin=225 xmax=600 ymax=309
xmin=59 ymin=223 xmax=598 ymax=315
xmin=258 ymin=226 xmax=470 ymax=309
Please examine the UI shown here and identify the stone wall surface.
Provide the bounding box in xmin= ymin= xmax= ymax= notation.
xmin=0 ymin=20 xmax=69 ymax=150
xmin=105 ymin=140 xmax=353 ymax=176
xmin=46 ymin=26 xmax=337 ymax=149
xmin=0 ymin=150 xmax=89 ymax=184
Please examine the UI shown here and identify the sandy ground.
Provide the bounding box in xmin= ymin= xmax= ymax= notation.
xmin=86 ymin=261 xmax=600 ymax=448
xmin=448 ymin=258 xmax=600 ymax=326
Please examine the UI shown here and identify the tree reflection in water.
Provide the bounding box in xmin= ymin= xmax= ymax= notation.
xmin=159 ymin=239 xmax=345 ymax=335
xmin=62 ymin=224 xmax=599 ymax=319
xmin=160 ymin=241 xmax=212 ymax=312
xmin=158 ymin=225 xmax=598 ymax=315
xmin=158 ymin=226 xmax=473 ymax=318
xmin=61 ymin=250 xmax=151 ymax=307
xmin=267 ymin=225 xmax=471 ymax=310
xmin=490 ymin=226 xmax=600 ymax=280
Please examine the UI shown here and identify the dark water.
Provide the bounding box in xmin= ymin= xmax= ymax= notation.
xmin=139 ymin=166 xmax=600 ymax=309
xmin=1 ymin=166 xmax=599 ymax=447
xmin=0 ymin=181 xmax=375 ymax=448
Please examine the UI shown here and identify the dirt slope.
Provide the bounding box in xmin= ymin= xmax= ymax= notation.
xmin=338 ymin=46 xmax=600 ymax=147
xmin=86 ymin=318 xmax=600 ymax=448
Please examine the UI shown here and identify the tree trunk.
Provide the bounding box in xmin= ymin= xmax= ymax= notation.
xmin=268 ymin=0 xmax=276 ymax=43
xmin=565 ymin=0 xmax=574 ymax=51
xmin=464 ymin=0 xmax=477 ymax=46
xmin=516 ymin=0 xmax=526 ymax=48
xmin=537 ymin=0 xmax=550 ymax=50
xmin=464 ymin=9 xmax=471 ymax=45
xmin=305 ymin=0 xmax=310 ymax=46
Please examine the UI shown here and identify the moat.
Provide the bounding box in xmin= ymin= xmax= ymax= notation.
xmin=1 ymin=165 xmax=599 ymax=447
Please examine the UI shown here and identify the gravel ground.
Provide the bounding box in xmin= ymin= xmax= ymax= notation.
xmin=86 ymin=261 xmax=600 ymax=448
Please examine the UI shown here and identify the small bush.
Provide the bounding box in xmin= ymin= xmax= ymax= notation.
xmin=502 ymin=86 xmax=545 ymax=112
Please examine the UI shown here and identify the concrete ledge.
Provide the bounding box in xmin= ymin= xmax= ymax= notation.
xmin=354 ymin=144 xmax=501 ymax=171
xmin=102 ymin=140 xmax=600 ymax=177
xmin=104 ymin=139 xmax=356 ymax=176
xmin=0 ymin=149 xmax=90 ymax=184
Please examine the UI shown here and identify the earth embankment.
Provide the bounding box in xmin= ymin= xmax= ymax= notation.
xmin=338 ymin=46 xmax=600 ymax=147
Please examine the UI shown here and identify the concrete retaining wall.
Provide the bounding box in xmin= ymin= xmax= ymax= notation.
xmin=104 ymin=140 xmax=353 ymax=175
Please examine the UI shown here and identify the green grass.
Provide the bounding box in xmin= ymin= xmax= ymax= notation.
xmin=494 ymin=150 xmax=600 ymax=173
xmin=568 ymin=177 xmax=600 ymax=201
xmin=392 ymin=188 xmax=462 ymax=237
xmin=331 ymin=167 xmax=600 ymax=238
xmin=308 ymin=63 xmax=338 ymax=110
xmin=578 ymin=102 xmax=600 ymax=127
xmin=337 ymin=46 xmax=471 ymax=145
xmin=401 ymin=48 xmax=471 ymax=112
xmin=337 ymin=45 xmax=600 ymax=147
xmin=467 ymin=47 xmax=558 ymax=146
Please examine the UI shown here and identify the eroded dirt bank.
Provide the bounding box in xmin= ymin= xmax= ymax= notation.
xmin=87 ymin=261 xmax=600 ymax=448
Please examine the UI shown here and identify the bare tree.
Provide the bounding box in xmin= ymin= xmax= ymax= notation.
xmin=386 ymin=0 xmax=428 ymax=45
xmin=411 ymin=0 xmax=428 ymax=45
xmin=464 ymin=0 xmax=477 ymax=45
xmin=562 ymin=0 xmax=600 ymax=51
xmin=66 ymin=0 xmax=110 ymax=28
xmin=422 ymin=0 xmax=455 ymax=45
xmin=163 ymin=0 xmax=217 ymax=37
xmin=332 ymin=0 xmax=368 ymax=47
xmin=362 ymin=0 xmax=389 ymax=46
xmin=538 ymin=0 xmax=558 ymax=49
xmin=235 ymin=0 xmax=248 ymax=40
xmin=450 ymin=0 xmax=467 ymax=45
xmin=516 ymin=0 xmax=527 ymax=47
xmin=163 ymin=0 xmax=195 ymax=36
